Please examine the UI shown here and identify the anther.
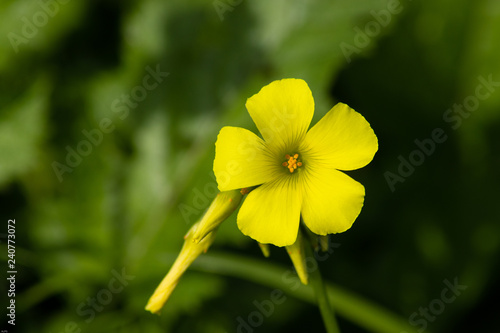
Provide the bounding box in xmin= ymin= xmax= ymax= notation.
xmin=282 ymin=153 xmax=302 ymax=173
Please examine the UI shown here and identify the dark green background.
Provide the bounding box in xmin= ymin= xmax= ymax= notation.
xmin=1 ymin=0 xmax=499 ymax=332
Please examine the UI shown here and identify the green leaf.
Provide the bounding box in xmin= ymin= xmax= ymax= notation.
xmin=0 ymin=76 xmax=49 ymax=188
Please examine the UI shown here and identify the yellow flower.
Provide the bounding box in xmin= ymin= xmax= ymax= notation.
xmin=213 ymin=79 xmax=378 ymax=247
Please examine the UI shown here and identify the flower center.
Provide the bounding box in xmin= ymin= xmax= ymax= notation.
xmin=282 ymin=153 xmax=302 ymax=173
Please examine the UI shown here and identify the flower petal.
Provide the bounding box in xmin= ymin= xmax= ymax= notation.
xmin=301 ymin=103 xmax=378 ymax=170
xmin=214 ymin=127 xmax=279 ymax=191
xmin=237 ymin=176 xmax=302 ymax=246
xmin=245 ymin=79 xmax=314 ymax=153
xmin=301 ymin=167 xmax=365 ymax=235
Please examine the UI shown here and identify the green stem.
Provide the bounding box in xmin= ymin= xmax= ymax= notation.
xmin=305 ymin=240 xmax=341 ymax=333
xmin=190 ymin=252 xmax=416 ymax=333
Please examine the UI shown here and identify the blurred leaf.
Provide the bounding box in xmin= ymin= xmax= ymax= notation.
xmin=0 ymin=0 xmax=87 ymax=71
xmin=0 ymin=76 xmax=49 ymax=188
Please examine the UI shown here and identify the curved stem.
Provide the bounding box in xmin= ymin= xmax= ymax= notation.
xmin=190 ymin=252 xmax=417 ymax=333
xmin=305 ymin=240 xmax=341 ymax=333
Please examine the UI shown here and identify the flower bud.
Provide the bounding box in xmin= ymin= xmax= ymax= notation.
xmin=285 ymin=230 xmax=308 ymax=285
xmin=192 ymin=189 xmax=243 ymax=243
xmin=145 ymin=221 xmax=217 ymax=314
xmin=258 ymin=242 xmax=271 ymax=258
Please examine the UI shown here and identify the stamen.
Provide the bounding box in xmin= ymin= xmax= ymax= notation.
xmin=282 ymin=153 xmax=303 ymax=173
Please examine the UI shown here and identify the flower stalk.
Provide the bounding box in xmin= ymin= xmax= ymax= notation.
xmin=305 ymin=236 xmax=341 ymax=333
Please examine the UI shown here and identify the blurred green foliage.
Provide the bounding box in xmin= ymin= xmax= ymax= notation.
xmin=1 ymin=0 xmax=499 ymax=332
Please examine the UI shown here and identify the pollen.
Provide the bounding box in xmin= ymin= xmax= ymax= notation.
xmin=283 ymin=153 xmax=302 ymax=173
